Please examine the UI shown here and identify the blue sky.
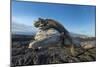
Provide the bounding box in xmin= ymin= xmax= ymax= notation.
xmin=12 ymin=0 xmax=96 ymax=36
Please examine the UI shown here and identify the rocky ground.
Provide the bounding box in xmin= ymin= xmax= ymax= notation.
xmin=11 ymin=40 xmax=96 ymax=67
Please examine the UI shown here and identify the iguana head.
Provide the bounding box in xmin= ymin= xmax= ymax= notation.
xmin=34 ymin=18 xmax=47 ymax=29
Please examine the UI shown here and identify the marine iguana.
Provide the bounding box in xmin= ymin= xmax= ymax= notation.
xmin=34 ymin=18 xmax=75 ymax=55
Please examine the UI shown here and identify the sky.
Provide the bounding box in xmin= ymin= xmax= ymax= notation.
xmin=12 ymin=0 xmax=96 ymax=36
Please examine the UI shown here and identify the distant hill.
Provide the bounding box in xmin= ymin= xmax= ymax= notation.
xmin=11 ymin=22 xmax=90 ymax=38
xmin=12 ymin=22 xmax=36 ymax=35
xmin=70 ymin=33 xmax=88 ymax=38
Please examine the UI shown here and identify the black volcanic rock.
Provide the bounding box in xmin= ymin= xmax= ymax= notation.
xmin=11 ymin=34 xmax=96 ymax=67
xmin=11 ymin=44 xmax=96 ymax=67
